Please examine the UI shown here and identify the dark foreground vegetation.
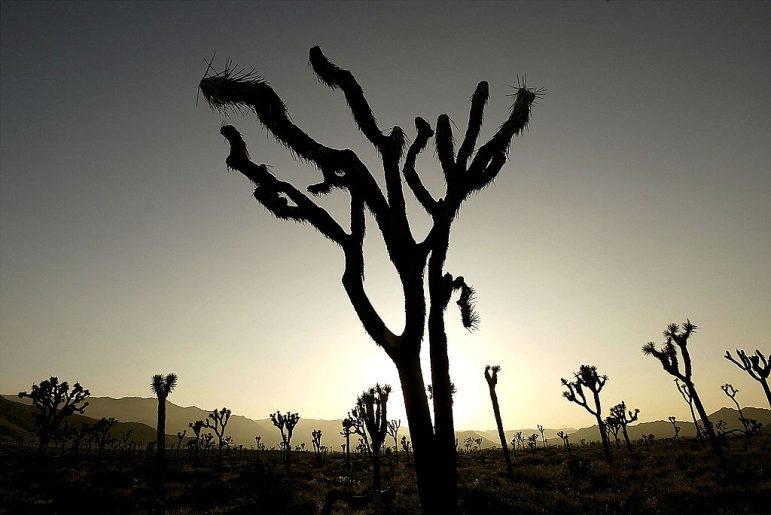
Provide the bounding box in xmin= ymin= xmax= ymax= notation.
xmin=1 ymin=434 xmax=768 ymax=514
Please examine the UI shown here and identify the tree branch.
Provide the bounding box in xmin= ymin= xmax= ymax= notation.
xmin=456 ymin=81 xmax=489 ymax=171
xmin=402 ymin=117 xmax=437 ymax=214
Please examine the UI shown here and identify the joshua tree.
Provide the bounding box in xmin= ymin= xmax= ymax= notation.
xmin=150 ymin=373 xmax=178 ymax=466
xmin=401 ymin=436 xmax=412 ymax=464
xmin=724 ymin=349 xmax=771 ymax=407
xmin=270 ymin=411 xmax=300 ymax=467
xmin=675 ymin=378 xmax=704 ymax=443
xmin=484 ymin=365 xmax=513 ymax=480
xmin=176 ymin=430 xmax=186 ymax=458
xmin=643 ymin=320 xmax=723 ymax=461
xmin=537 ymin=424 xmax=547 ymax=448
xmin=556 ymin=431 xmax=571 ymax=456
xmin=341 ymin=417 xmax=353 ymax=468
xmin=609 ymin=401 xmax=639 ymax=452
xmin=91 ymin=417 xmax=117 ymax=458
xmin=199 ymin=46 xmax=538 ymax=513
xmin=19 ymin=376 xmax=90 ymax=453
xmin=357 ymin=383 xmax=391 ymax=504
xmin=721 ymin=384 xmax=763 ymax=436
xmin=188 ymin=420 xmax=204 ymax=461
xmin=204 ymin=407 xmax=232 ymax=465
xmin=527 ymin=433 xmax=538 ymax=458
xmin=605 ymin=415 xmax=622 ymax=447
xmin=348 ymin=404 xmax=372 ymax=456
xmin=561 ymin=365 xmax=612 ymax=462
xmin=387 ymin=419 xmax=401 ymax=463
xmin=312 ymin=429 xmax=323 ymax=463
xmin=668 ymin=416 xmax=681 ymax=442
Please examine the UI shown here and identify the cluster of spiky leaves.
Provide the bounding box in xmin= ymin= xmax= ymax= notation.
xmin=150 ymin=373 xmax=178 ymax=399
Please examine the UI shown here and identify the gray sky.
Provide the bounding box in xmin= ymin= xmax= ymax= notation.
xmin=1 ymin=1 xmax=769 ymax=430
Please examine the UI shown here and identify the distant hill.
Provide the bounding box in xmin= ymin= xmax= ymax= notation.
xmin=0 ymin=395 xmax=162 ymax=445
xmin=566 ymin=406 xmax=771 ymax=443
xmin=7 ymin=394 xmax=768 ymax=450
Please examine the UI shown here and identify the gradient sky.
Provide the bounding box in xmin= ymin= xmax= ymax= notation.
xmin=1 ymin=1 xmax=769 ymax=431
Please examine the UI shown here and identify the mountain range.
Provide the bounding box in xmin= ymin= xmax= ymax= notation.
xmin=4 ymin=394 xmax=768 ymax=450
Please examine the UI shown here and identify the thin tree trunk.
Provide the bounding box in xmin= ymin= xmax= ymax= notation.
xmin=157 ymin=396 xmax=166 ymax=464
xmin=761 ymin=379 xmax=771 ymax=409
xmin=487 ymin=384 xmax=514 ymax=479
xmin=687 ymin=381 xmax=724 ymax=463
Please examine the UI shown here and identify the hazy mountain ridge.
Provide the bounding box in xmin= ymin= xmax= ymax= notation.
xmin=6 ymin=395 xmax=769 ymax=449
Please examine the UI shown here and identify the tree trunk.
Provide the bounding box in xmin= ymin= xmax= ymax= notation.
xmin=487 ymin=384 xmax=514 ymax=479
xmin=761 ymin=379 xmax=771 ymax=409
xmin=592 ymin=391 xmax=612 ymax=463
xmin=687 ymin=380 xmax=724 ymax=463
xmin=156 ymin=396 xmax=166 ymax=464
xmin=396 ymin=353 xmax=454 ymax=513
xmin=621 ymin=425 xmax=632 ymax=452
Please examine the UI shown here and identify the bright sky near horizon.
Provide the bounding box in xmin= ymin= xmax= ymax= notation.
xmin=1 ymin=1 xmax=770 ymax=431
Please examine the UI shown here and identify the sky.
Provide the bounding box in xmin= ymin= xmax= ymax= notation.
xmin=1 ymin=1 xmax=769 ymax=431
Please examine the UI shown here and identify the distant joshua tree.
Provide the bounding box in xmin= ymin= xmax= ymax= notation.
xmin=527 ymin=433 xmax=538 ymax=458
xmin=643 ymin=320 xmax=723 ymax=461
xmin=204 ymin=407 xmax=232 ymax=465
xmin=537 ymin=424 xmax=547 ymax=448
xmin=724 ymin=349 xmax=771 ymax=407
xmin=150 ymin=373 xmax=178 ymax=466
xmin=561 ymin=365 xmax=612 ymax=462
xmin=721 ymin=384 xmax=763 ymax=436
xmin=609 ymin=402 xmax=639 ymax=452
xmin=19 ymin=376 xmax=90 ymax=453
xmin=199 ymin=45 xmax=539 ymax=513
xmin=605 ymin=415 xmax=622 ymax=447
xmin=401 ymin=436 xmax=411 ymax=464
xmin=484 ymin=365 xmax=513 ymax=480
xmin=341 ymin=417 xmax=353 ymax=468
xmin=675 ymin=378 xmax=705 ymax=443
xmin=357 ymin=384 xmax=391 ymax=502
xmin=387 ymin=419 xmax=401 ymax=463
xmin=91 ymin=417 xmax=117 ymax=457
xmin=188 ymin=420 xmax=204 ymax=461
xmin=556 ymin=431 xmax=571 ymax=456
xmin=312 ymin=429 xmax=323 ymax=463
xmin=176 ymin=430 xmax=186 ymax=458
xmin=668 ymin=416 xmax=681 ymax=442
xmin=270 ymin=411 xmax=300 ymax=467
xmin=348 ymin=404 xmax=372 ymax=456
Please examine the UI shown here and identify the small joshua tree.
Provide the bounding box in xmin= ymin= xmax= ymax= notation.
xmin=725 ymin=349 xmax=771 ymax=407
xmin=557 ymin=431 xmax=571 ymax=456
xmin=341 ymin=417 xmax=353 ymax=468
xmin=605 ymin=415 xmax=622 ymax=447
xmin=357 ymin=384 xmax=391 ymax=501
xmin=484 ymin=365 xmax=513 ymax=479
xmin=312 ymin=429 xmax=323 ymax=463
xmin=176 ymin=430 xmax=186 ymax=458
xmin=150 ymin=373 xmax=178 ymax=466
xmin=675 ymin=378 xmax=704 ymax=443
xmin=270 ymin=411 xmax=300 ymax=467
xmin=609 ymin=401 xmax=639 ymax=452
xmin=91 ymin=417 xmax=117 ymax=458
xmin=561 ymin=365 xmax=612 ymax=462
xmin=387 ymin=419 xmax=401 ymax=463
xmin=668 ymin=416 xmax=681 ymax=442
xmin=188 ymin=420 xmax=204 ymax=461
xmin=721 ymin=384 xmax=763 ymax=436
xmin=643 ymin=320 xmax=723 ymax=461
xmin=527 ymin=433 xmax=538 ymax=458
xmin=537 ymin=424 xmax=547 ymax=448
xmin=204 ymin=407 xmax=232 ymax=465
xmin=19 ymin=376 xmax=90 ymax=453
xmin=401 ymin=436 xmax=411 ymax=464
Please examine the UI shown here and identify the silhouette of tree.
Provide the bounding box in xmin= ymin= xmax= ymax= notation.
xmin=312 ymin=429 xmax=323 ymax=463
xmin=643 ymin=320 xmax=723 ymax=462
xmin=91 ymin=417 xmax=117 ymax=458
xmin=605 ymin=415 xmax=622 ymax=447
xmin=724 ymin=349 xmax=771 ymax=407
xmin=188 ymin=420 xmax=204 ymax=461
xmin=387 ymin=419 xmax=401 ymax=463
xmin=357 ymin=384 xmax=391 ymax=509
xmin=199 ymin=46 xmax=538 ymax=513
xmin=608 ymin=401 xmax=639 ymax=452
xmin=150 ymin=373 xmax=177 ymax=466
xmin=561 ymin=365 xmax=612 ymax=462
xmin=721 ymin=384 xmax=763 ymax=436
xmin=348 ymin=404 xmax=372 ymax=456
xmin=270 ymin=410 xmax=299 ymax=467
xmin=537 ymin=423 xmax=547 ymax=448
xmin=556 ymin=431 xmax=571 ymax=456
xmin=204 ymin=407 xmax=232 ymax=465
xmin=18 ymin=376 xmax=90 ymax=453
xmin=674 ymin=378 xmax=705 ymax=443
xmin=668 ymin=416 xmax=681 ymax=442
xmin=341 ymin=417 xmax=353 ymax=469
xmin=484 ymin=365 xmax=513 ymax=480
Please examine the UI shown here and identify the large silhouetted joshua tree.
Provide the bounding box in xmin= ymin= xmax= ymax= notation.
xmin=561 ymin=365 xmax=612 ymax=463
xmin=642 ymin=320 xmax=723 ymax=462
xmin=150 ymin=373 xmax=177 ymax=466
xmin=199 ymin=46 xmax=538 ymax=513
xmin=357 ymin=384 xmax=391 ymax=511
xmin=725 ymin=349 xmax=771 ymax=407
xmin=608 ymin=401 xmax=639 ymax=452
xmin=271 ymin=411 xmax=299 ymax=467
xmin=19 ymin=376 xmax=90 ymax=453
xmin=204 ymin=407 xmax=232 ymax=465
xmin=484 ymin=365 xmax=513 ymax=480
